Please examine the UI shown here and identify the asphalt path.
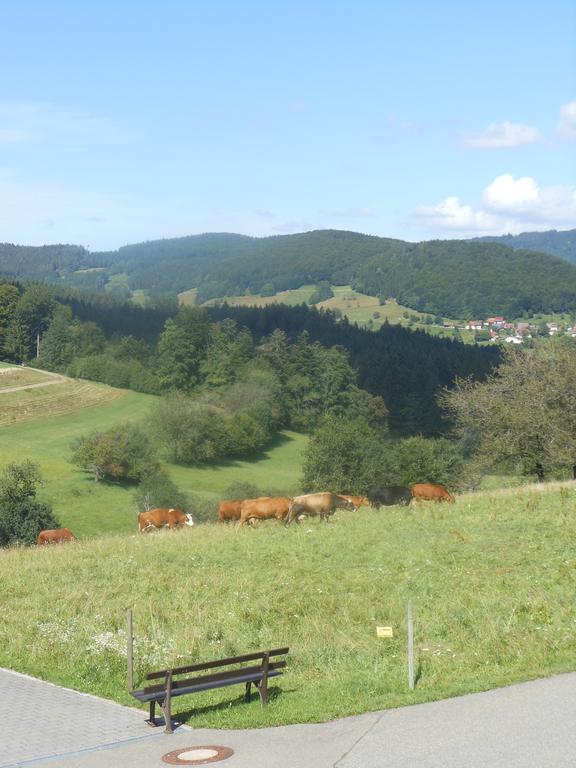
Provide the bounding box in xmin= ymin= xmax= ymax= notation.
xmin=2 ymin=668 xmax=575 ymax=767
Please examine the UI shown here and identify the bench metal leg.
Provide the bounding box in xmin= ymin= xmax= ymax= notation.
xmin=162 ymin=670 xmax=174 ymax=734
xmin=146 ymin=700 xmax=157 ymax=727
xmin=257 ymin=652 xmax=270 ymax=706
xmin=161 ymin=697 xmax=174 ymax=734
xmin=245 ymin=681 xmax=252 ymax=702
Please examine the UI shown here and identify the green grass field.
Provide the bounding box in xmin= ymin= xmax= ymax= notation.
xmin=0 ymin=372 xmax=307 ymax=537
xmin=1 ymin=483 xmax=574 ymax=729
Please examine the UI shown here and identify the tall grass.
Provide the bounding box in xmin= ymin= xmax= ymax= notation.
xmin=1 ymin=484 xmax=574 ymax=728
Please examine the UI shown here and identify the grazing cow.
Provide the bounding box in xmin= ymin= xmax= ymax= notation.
xmin=138 ymin=507 xmax=194 ymax=533
xmin=218 ymin=499 xmax=242 ymax=522
xmin=238 ymin=496 xmax=291 ymax=526
xmin=367 ymin=485 xmax=413 ymax=508
xmin=285 ymin=492 xmax=356 ymax=525
xmin=37 ymin=528 xmax=76 ymax=545
xmin=338 ymin=494 xmax=370 ymax=510
xmin=411 ymin=483 xmax=455 ymax=503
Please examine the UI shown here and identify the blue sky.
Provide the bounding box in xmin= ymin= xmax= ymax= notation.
xmin=0 ymin=0 xmax=574 ymax=250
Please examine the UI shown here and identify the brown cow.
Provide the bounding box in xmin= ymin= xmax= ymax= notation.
xmin=338 ymin=494 xmax=370 ymax=509
xmin=218 ymin=499 xmax=242 ymax=522
xmin=138 ymin=507 xmax=194 ymax=532
xmin=286 ymin=492 xmax=356 ymax=525
xmin=411 ymin=483 xmax=455 ymax=503
xmin=238 ymin=496 xmax=291 ymax=526
xmin=37 ymin=528 xmax=76 ymax=545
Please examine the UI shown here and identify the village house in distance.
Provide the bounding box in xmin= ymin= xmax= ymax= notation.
xmin=445 ymin=316 xmax=576 ymax=344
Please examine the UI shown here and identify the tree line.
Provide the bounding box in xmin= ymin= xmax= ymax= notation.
xmin=0 ymin=278 xmax=500 ymax=436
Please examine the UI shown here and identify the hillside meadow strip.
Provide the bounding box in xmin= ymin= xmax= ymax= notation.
xmin=0 ymin=380 xmax=307 ymax=536
xmin=1 ymin=485 xmax=575 ymax=728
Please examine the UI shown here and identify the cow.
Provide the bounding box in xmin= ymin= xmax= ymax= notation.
xmin=138 ymin=507 xmax=194 ymax=532
xmin=37 ymin=528 xmax=76 ymax=545
xmin=411 ymin=483 xmax=455 ymax=503
xmin=338 ymin=494 xmax=370 ymax=510
xmin=218 ymin=499 xmax=242 ymax=522
xmin=238 ymin=496 xmax=291 ymax=527
xmin=285 ymin=492 xmax=356 ymax=525
xmin=367 ymin=485 xmax=413 ymax=508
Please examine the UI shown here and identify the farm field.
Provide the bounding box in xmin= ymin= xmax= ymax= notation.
xmin=187 ymin=283 xmax=468 ymax=338
xmin=1 ymin=482 xmax=574 ymax=729
xmin=0 ymin=370 xmax=307 ymax=537
xmin=0 ymin=366 xmax=59 ymax=389
xmin=202 ymin=284 xmax=317 ymax=308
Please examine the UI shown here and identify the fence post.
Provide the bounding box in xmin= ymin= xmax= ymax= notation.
xmin=126 ymin=608 xmax=134 ymax=692
xmin=407 ymin=601 xmax=414 ymax=691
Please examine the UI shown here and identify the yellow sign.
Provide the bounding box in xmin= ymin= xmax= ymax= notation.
xmin=376 ymin=626 xmax=393 ymax=638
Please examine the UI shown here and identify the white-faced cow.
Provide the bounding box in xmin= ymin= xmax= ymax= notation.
xmin=138 ymin=507 xmax=194 ymax=533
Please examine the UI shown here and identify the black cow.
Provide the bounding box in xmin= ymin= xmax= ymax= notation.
xmin=367 ymin=485 xmax=412 ymax=508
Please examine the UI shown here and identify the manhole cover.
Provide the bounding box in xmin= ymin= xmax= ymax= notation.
xmin=162 ymin=745 xmax=234 ymax=765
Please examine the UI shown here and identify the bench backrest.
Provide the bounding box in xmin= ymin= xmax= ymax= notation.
xmin=144 ymin=647 xmax=289 ymax=682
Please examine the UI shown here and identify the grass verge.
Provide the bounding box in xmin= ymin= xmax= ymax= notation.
xmin=1 ymin=483 xmax=574 ymax=728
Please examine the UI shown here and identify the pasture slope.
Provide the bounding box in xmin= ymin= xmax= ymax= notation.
xmin=0 ymin=366 xmax=307 ymax=536
xmin=0 ymin=482 xmax=574 ymax=730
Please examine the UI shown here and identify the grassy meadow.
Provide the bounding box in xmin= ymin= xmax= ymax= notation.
xmin=0 ymin=369 xmax=307 ymax=537
xmin=186 ymin=283 xmax=470 ymax=339
xmin=1 ymin=483 xmax=575 ymax=728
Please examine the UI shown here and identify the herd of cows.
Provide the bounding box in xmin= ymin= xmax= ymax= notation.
xmin=35 ymin=482 xmax=455 ymax=544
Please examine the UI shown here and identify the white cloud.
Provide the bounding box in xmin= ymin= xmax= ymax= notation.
xmin=416 ymin=174 xmax=576 ymax=236
xmin=416 ymin=196 xmax=501 ymax=234
xmin=556 ymin=99 xmax=576 ymax=140
xmin=464 ymin=122 xmax=541 ymax=148
xmin=483 ymin=174 xmax=541 ymax=212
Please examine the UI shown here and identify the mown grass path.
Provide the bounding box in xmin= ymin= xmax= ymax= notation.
xmin=1 ymin=484 xmax=574 ymax=729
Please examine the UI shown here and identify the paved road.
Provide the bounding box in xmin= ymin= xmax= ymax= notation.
xmin=2 ymin=668 xmax=575 ymax=767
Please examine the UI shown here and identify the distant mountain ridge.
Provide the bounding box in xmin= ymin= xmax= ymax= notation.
xmin=2 ymin=228 xmax=576 ymax=318
xmin=471 ymin=228 xmax=576 ymax=263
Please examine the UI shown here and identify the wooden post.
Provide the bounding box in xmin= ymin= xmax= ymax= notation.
xmin=126 ymin=608 xmax=134 ymax=692
xmin=407 ymin=601 xmax=415 ymax=691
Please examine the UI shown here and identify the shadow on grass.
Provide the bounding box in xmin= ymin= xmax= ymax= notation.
xmin=170 ymin=431 xmax=296 ymax=473
xmin=171 ymin=684 xmax=292 ymax=723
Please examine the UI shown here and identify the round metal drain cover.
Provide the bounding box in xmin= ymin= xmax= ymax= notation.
xmin=162 ymin=745 xmax=234 ymax=765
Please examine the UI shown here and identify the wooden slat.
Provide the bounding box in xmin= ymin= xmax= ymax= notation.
xmin=145 ymin=647 xmax=289 ymax=681
xmin=132 ymin=667 xmax=284 ymax=703
xmin=142 ymin=661 xmax=286 ymax=696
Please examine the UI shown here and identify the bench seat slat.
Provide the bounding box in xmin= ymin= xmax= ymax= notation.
xmin=145 ymin=646 xmax=289 ymax=680
xmin=141 ymin=661 xmax=285 ymax=696
xmin=131 ymin=667 xmax=283 ymax=703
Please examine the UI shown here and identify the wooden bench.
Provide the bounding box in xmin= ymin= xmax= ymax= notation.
xmin=130 ymin=647 xmax=289 ymax=733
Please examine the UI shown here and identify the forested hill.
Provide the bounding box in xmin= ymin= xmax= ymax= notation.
xmin=0 ymin=243 xmax=88 ymax=281
xmin=207 ymin=302 xmax=500 ymax=434
xmin=472 ymin=229 xmax=576 ymax=265
xmin=4 ymin=229 xmax=576 ymax=318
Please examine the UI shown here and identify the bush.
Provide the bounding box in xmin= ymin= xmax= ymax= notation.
xmin=67 ymin=355 xmax=161 ymax=394
xmin=301 ymin=416 xmax=389 ymax=493
xmin=388 ymin=436 xmax=465 ymax=488
xmin=0 ymin=499 xmax=59 ymax=547
xmin=72 ymin=423 xmax=158 ymax=483
xmin=133 ymin=469 xmax=190 ymax=512
xmin=0 ymin=460 xmax=59 ymax=546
